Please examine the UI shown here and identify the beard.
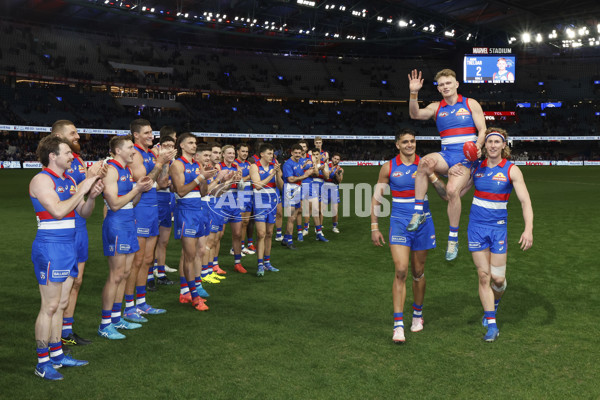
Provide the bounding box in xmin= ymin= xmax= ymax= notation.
xmin=68 ymin=140 xmax=81 ymax=153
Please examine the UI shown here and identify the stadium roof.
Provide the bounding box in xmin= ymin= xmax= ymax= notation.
xmin=3 ymin=0 xmax=600 ymax=57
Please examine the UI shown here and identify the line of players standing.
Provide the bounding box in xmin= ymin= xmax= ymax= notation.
xmin=29 ymin=118 xmax=344 ymax=380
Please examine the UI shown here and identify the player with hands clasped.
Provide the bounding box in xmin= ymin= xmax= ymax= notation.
xmin=29 ymin=135 xmax=103 ymax=380
xmin=98 ymin=136 xmax=154 ymax=340
xmin=451 ymin=127 xmax=533 ymax=342
xmin=406 ymin=69 xmax=487 ymax=261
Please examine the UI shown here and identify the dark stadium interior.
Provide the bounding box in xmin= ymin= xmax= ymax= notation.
xmin=0 ymin=0 xmax=599 ymax=162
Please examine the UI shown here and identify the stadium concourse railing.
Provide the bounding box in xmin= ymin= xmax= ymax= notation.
xmin=1 ymin=124 xmax=600 ymax=169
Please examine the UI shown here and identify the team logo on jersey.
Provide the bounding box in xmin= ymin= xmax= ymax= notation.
xmin=492 ymin=172 xmax=507 ymax=182
xmin=499 ymin=240 xmax=505 ymax=245
xmin=57 ymin=186 xmax=65 ymax=193
xmin=67 ymin=168 xmax=74 ymax=173
xmin=120 ymin=175 xmax=127 ymax=182
xmin=69 ymin=185 xmax=77 ymax=194
xmin=438 ymin=111 xmax=449 ymax=118
xmin=412 ymin=171 xmax=417 ymax=178
xmin=392 ymin=171 xmax=403 ymax=177
xmin=185 ymin=169 xmax=192 ymax=173
xmin=40 ymin=271 xmax=46 ymax=280
xmin=78 ymin=165 xmax=85 ymax=173
xmin=456 ymin=108 xmax=471 ymax=116
xmin=475 ymin=172 xmax=485 ymax=178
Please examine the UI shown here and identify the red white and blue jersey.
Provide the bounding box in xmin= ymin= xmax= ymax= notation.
xmin=253 ymin=162 xmax=278 ymax=205
xmin=134 ymin=144 xmax=157 ymax=206
xmin=435 ymin=95 xmax=477 ymax=149
xmin=283 ymin=158 xmax=304 ymax=186
xmin=302 ymin=158 xmax=314 ymax=185
xmin=470 ymin=159 xmax=514 ymax=227
xmin=104 ymin=159 xmax=135 ymax=228
xmin=326 ymin=162 xmax=339 ymax=183
xmin=219 ymin=161 xmax=239 ymax=190
xmin=174 ymin=157 xmax=201 ymax=210
xmin=389 ymin=155 xmax=429 ymax=218
xmin=251 ymin=154 xmax=260 ymax=164
xmin=236 ymin=158 xmax=252 ymax=192
xmin=31 ymin=168 xmax=77 ymax=242
xmin=65 ymin=153 xmax=87 ymax=228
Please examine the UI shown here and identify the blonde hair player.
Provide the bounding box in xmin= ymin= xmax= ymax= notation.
xmin=451 ymin=127 xmax=533 ymax=342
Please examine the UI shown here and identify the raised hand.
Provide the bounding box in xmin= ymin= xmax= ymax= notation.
xmin=408 ymin=69 xmax=424 ymax=92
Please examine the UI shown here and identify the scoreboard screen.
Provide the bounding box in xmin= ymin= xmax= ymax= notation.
xmin=463 ymin=55 xmax=516 ymax=83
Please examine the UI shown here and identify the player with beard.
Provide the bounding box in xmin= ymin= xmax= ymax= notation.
xmin=51 ymin=120 xmax=106 ymax=348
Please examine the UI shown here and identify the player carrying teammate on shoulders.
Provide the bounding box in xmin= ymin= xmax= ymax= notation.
xmin=406 ymin=69 xmax=487 ymax=261
xmin=451 ymin=127 xmax=533 ymax=342
xmin=371 ymin=129 xmax=448 ymax=344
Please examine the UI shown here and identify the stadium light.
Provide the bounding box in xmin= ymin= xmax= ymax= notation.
xmin=566 ymin=28 xmax=575 ymax=39
xmin=522 ymin=32 xmax=531 ymax=43
xmin=398 ymin=20 xmax=408 ymax=27
xmin=535 ymin=33 xmax=542 ymax=43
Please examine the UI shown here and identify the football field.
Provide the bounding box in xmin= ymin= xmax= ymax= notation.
xmin=1 ymin=166 xmax=599 ymax=399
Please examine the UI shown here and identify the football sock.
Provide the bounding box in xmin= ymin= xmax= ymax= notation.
xmin=156 ymin=265 xmax=166 ymax=278
xmin=111 ymin=303 xmax=122 ymax=324
xmin=188 ymin=280 xmax=199 ymax=300
xmin=257 ymin=258 xmax=264 ymax=268
xmin=61 ymin=317 xmax=73 ymax=337
xmin=276 ymin=228 xmax=282 ymax=238
xmin=213 ymin=257 xmax=219 ymax=267
xmin=124 ymin=294 xmax=135 ymax=312
xmin=484 ymin=311 xmax=497 ymax=329
xmin=100 ymin=309 xmax=111 ymax=329
xmin=333 ymin=222 xmax=338 ymax=228
xmin=449 ymin=226 xmax=459 ymax=242
xmin=247 ymin=238 xmax=254 ymax=246
xmin=316 ymin=225 xmax=323 ymax=235
xmin=135 ymin=286 xmax=146 ymax=306
xmin=304 ymin=222 xmax=309 ymax=230
xmin=412 ymin=303 xmax=423 ymax=319
xmin=36 ymin=347 xmax=50 ymax=365
xmin=147 ymin=265 xmax=155 ymax=283
xmin=234 ymin=254 xmax=242 ymax=265
xmin=195 ymin=276 xmax=202 ymax=287
xmin=297 ymin=225 xmax=303 ymax=234
xmin=264 ymin=255 xmax=271 ymax=266
xmin=494 ymin=298 xmax=501 ymax=311
xmin=414 ymin=200 xmax=424 ymax=214
xmin=201 ymin=265 xmax=211 ymax=278
xmin=49 ymin=342 xmax=64 ymax=362
xmin=394 ymin=312 xmax=404 ymax=329
xmin=179 ymin=276 xmax=189 ymax=295
xmin=284 ymin=234 xmax=292 ymax=244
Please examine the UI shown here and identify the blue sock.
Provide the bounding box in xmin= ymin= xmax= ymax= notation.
xmin=100 ymin=309 xmax=111 ymax=330
xmin=188 ymin=280 xmax=199 ymax=299
xmin=179 ymin=276 xmax=188 ymax=295
xmin=304 ymin=222 xmax=309 ymax=230
xmin=484 ymin=311 xmax=497 ymax=329
xmin=394 ymin=312 xmax=404 ymax=329
xmin=449 ymin=226 xmax=459 ymax=242
xmin=135 ymin=285 xmax=146 ymax=306
xmin=414 ymin=200 xmax=424 ymax=214
xmin=316 ymin=225 xmax=323 ymax=234
xmin=264 ymin=255 xmax=271 ymax=266
xmin=49 ymin=341 xmax=64 ymax=362
xmin=213 ymin=256 xmax=219 ymax=266
xmin=62 ymin=317 xmax=74 ymax=337
xmin=258 ymin=258 xmax=264 ymax=267
xmin=111 ymin=302 xmax=122 ymax=324
xmin=284 ymin=234 xmax=292 ymax=244
xmin=494 ymin=299 xmax=501 ymax=311
xmin=333 ymin=222 xmax=338 ymax=228
xmin=412 ymin=303 xmax=423 ymax=318
xmin=297 ymin=225 xmax=303 ymax=233
xmin=234 ymin=254 xmax=242 ymax=264
xmin=36 ymin=347 xmax=50 ymax=365
xmin=276 ymin=228 xmax=282 ymax=238
xmin=124 ymin=294 xmax=135 ymax=312
xmin=247 ymin=238 xmax=254 ymax=246
xmin=147 ymin=265 xmax=155 ymax=282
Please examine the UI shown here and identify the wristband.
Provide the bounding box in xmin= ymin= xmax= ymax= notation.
xmin=371 ymin=229 xmax=379 ymax=232
xmin=194 ymin=177 xmax=201 ymax=185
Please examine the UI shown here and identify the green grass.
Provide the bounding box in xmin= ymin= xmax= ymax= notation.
xmin=1 ymin=166 xmax=599 ymax=399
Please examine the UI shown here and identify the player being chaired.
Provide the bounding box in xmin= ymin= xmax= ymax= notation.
xmin=406 ymin=69 xmax=487 ymax=261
